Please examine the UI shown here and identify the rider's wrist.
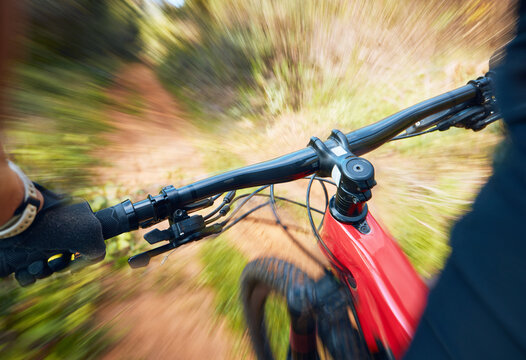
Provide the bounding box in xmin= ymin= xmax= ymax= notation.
xmin=0 ymin=161 xmax=42 ymax=238
xmin=0 ymin=161 xmax=24 ymax=225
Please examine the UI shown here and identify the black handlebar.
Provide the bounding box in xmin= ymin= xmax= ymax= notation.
xmin=94 ymin=78 xmax=489 ymax=240
xmin=344 ymin=84 xmax=478 ymax=155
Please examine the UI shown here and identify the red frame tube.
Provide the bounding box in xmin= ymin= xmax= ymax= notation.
xmin=320 ymin=209 xmax=428 ymax=358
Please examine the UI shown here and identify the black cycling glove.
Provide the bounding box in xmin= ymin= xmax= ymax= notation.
xmin=0 ymin=184 xmax=106 ymax=286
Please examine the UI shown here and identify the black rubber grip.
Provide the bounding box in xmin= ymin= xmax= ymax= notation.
xmin=94 ymin=203 xmax=131 ymax=240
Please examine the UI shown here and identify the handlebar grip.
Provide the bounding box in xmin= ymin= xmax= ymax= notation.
xmin=94 ymin=203 xmax=131 ymax=240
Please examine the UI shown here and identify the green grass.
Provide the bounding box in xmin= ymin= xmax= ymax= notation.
xmin=200 ymin=237 xmax=290 ymax=358
xmin=200 ymin=238 xmax=248 ymax=334
xmin=265 ymin=295 xmax=290 ymax=359
xmin=0 ymin=266 xmax=114 ymax=360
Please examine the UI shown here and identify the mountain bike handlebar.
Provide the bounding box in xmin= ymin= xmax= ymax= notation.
xmin=94 ymin=77 xmax=493 ymax=240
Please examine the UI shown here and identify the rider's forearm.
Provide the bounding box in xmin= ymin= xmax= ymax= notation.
xmin=0 ymin=150 xmax=44 ymax=227
xmin=0 ymin=0 xmax=23 ymax=227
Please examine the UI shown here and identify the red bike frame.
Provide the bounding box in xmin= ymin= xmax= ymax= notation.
xmin=321 ymin=209 xmax=428 ymax=359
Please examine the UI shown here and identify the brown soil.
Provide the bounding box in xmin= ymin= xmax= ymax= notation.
xmin=99 ymin=245 xmax=239 ymax=360
xmin=92 ymin=63 xmax=204 ymax=190
xmin=95 ymin=63 xmax=330 ymax=360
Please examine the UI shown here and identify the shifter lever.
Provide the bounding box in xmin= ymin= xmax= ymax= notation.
xmin=144 ymin=228 xmax=173 ymax=244
xmin=143 ymin=211 xmax=205 ymax=244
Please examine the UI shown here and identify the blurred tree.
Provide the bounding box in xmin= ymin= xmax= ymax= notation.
xmin=26 ymin=0 xmax=142 ymax=63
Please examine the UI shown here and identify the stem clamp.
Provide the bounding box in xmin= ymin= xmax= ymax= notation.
xmin=309 ymin=130 xmax=376 ymax=228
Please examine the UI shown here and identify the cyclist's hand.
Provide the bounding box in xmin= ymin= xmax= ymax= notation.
xmin=0 ymin=184 xmax=106 ymax=286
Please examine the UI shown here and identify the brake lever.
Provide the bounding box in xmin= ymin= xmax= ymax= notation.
xmin=436 ymin=106 xmax=487 ymax=131
xmin=144 ymin=212 xmax=205 ymax=245
xmin=470 ymin=112 xmax=502 ymax=131
xmin=128 ymin=224 xmax=223 ymax=268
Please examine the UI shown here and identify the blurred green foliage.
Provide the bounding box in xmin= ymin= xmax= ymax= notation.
xmin=0 ymin=267 xmax=111 ymax=360
xmin=151 ymin=0 xmax=513 ymax=123
xmin=7 ymin=0 xmax=143 ymax=191
xmin=27 ymin=0 xmax=142 ymax=62
xmin=7 ymin=59 xmax=116 ymax=190
xmin=200 ymin=238 xmax=289 ymax=358
xmin=200 ymin=238 xmax=247 ymax=334
xmin=264 ymin=294 xmax=291 ymax=359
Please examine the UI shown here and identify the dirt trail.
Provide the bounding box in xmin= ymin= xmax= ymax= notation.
xmin=93 ymin=64 xmax=204 ymax=189
xmin=95 ymin=63 xmax=329 ymax=360
xmin=95 ymin=63 xmax=242 ymax=360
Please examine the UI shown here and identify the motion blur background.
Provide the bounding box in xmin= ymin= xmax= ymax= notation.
xmin=0 ymin=0 xmax=517 ymax=358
